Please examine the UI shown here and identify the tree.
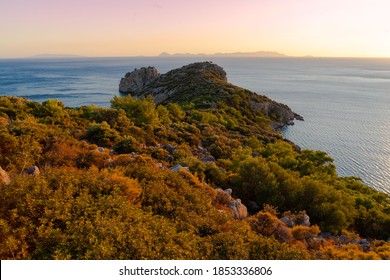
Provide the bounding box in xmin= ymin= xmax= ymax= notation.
xmin=232 ymin=157 xmax=281 ymax=207
xmin=111 ymin=96 xmax=159 ymax=127
xmin=166 ymin=103 xmax=186 ymax=121
xmin=86 ymin=121 xmax=119 ymax=146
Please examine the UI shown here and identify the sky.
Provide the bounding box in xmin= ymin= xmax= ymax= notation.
xmin=1 ymin=0 xmax=390 ymax=58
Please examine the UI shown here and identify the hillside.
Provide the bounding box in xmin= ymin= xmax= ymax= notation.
xmin=0 ymin=62 xmax=389 ymax=260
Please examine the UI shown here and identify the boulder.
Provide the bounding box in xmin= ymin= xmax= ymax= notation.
xmin=224 ymin=188 xmax=232 ymax=196
xmin=280 ymin=213 xmax=310 ymax=227
xmin=300 ymin=214 xmax=310 ymax=227
xmin=215 ymin=188 xmax=232 ymax=205
xmin=165 ymin=144 xmax=177 ymax=154
xmin=214 ymin=188 xmax=248 ymax=219
xmin=201 ymin=155 xmax=216 ymax=163
xmin=227 ymin=199 xmax=248 ymax=220
xmin=119 ymin=66 xmax=160 ymax=94
xmin=169 ymin=164 xmax=189 ymax=172
xmin=0 ymin=166 xmax=10 ymax=185
xmin=23 ymin=166 xmax=40 ymax=176
xmin=280 ymin=215 xmax=296 ymax=227
xmin=358 ymin=239 xmax=370 ymax=251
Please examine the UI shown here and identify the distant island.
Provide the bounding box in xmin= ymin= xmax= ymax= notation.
xmin=159 ymin=50 xmax=287 ymax=57
xmin=26 ymin=52 xmax=288 ymax=59
xmin=28 ymin=54 xmax=84 ymax=59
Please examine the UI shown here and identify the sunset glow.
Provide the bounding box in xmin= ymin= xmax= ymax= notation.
xmin=1 ymin=0 xmax=389 ymax=58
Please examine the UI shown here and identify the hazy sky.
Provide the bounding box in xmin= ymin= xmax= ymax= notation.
xmin=1 ymin=0 xmax=389 ymax=58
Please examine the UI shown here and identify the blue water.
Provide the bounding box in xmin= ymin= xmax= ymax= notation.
xmin=0 ymin=57 xmax=389 ymax=194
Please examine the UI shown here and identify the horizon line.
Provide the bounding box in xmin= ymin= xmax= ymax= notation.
xmin=1 ymin=53 xmax=390 ymax=60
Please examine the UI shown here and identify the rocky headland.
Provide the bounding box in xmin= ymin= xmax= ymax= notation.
xmin=119 ymin=62 xmax=303 ymax=128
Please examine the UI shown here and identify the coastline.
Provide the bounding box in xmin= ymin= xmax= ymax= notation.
xmin=1 ymin=56 xmax=389 ymax=193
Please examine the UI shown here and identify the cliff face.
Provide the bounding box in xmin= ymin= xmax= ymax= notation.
xmin=250 ymin=99 xmax=304 ymax=128
xmin=119 ymin=66 xmax=160 ymax=94
xmin=119 ymin=62 xmax=227 ymax=103
xmin=119 ymin=62 xmax=302 ymax=127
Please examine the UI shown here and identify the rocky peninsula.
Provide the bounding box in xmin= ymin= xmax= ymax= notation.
xmin=119 ymin=62 xmax=303 ymax=128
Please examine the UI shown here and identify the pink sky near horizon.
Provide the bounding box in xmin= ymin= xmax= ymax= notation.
xmin=1 ymin=0 xmax=389 ymax=58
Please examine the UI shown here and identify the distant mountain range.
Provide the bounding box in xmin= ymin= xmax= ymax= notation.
xmin=27 ymin=52 xmax=287 ymax=59
xmin=159 ymin=51 xmax=287 ymax=57
xmin=29 ymin=54 xmax=84 ymax=59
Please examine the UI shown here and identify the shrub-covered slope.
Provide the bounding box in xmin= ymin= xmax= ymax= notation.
xmin=0 ymin=62 xmax=389 ymax=260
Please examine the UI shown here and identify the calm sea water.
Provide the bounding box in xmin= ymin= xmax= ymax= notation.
xmin=0 ymin=57 xmax=389 ymax=193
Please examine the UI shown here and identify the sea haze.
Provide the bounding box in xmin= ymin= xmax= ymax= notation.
xmin=0 ymin=57 xmax=389 ymax=193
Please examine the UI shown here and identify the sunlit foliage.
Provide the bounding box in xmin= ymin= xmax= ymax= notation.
xmin=0 ymin=94 xmax=388 ymax=260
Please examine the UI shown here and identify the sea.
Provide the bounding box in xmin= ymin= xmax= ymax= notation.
xmin=0 ymin=56 xmax=389 ymax=194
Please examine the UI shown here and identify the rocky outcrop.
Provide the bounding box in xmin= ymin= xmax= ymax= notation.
xmin=215 ymin=188 xmax=248 ymax=220
xmin=223 ymin=188 xmax=232 ymax=196
xmin=280 ymin=213 xmax=310 ymax=227
xmin=165 ymin=144 xmax=177 ymax=154
xmin=0 ymin=166 xmax=10 ymax=185
xmin=201 ymin=155 xmax=216 ymax=163
xmin=119 ymin=62 xmax=302 ymax=127
xmin=120 ymin=62 xmax=227 ymax=104
xmin=227 ymin=199 xmax=248 ymax=220
xmin=23 ymin=166 xmax=40 ymax=176
xmin=250 ymin=100 xmax=303 ymax=128
xmin=358 ymin=239 xmax=370 ymax=251
xmin=119 ymin=66 xmax=160 ymax=94
xmin=169 ymin=164 xmax=189 ymax=172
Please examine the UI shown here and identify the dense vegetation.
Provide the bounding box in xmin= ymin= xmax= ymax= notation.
xmin=0 ymin=63 xmax=389 ymax=259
